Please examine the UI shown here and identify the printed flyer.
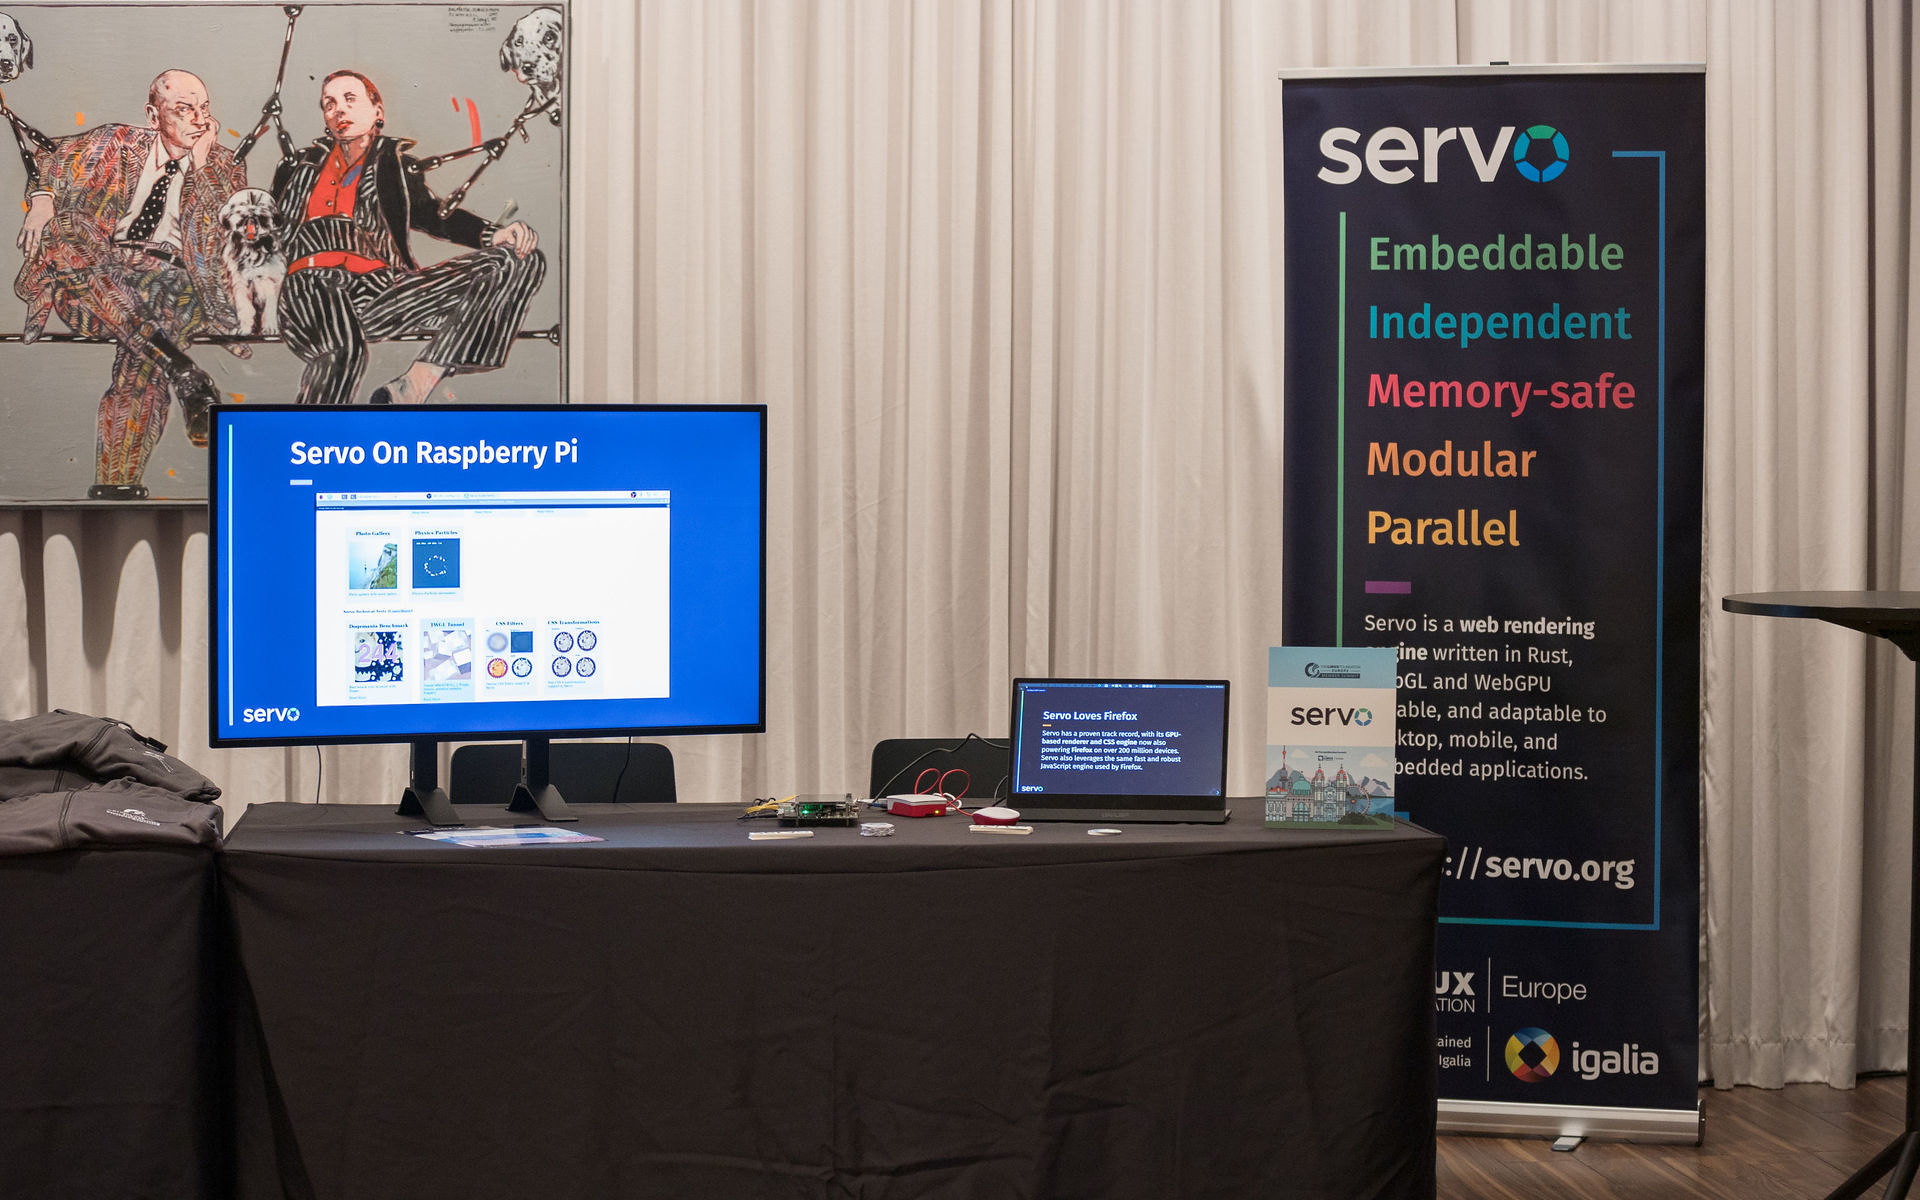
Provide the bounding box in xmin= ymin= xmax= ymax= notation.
xmin=1266 ymin=646 xmax=1397 ymax=831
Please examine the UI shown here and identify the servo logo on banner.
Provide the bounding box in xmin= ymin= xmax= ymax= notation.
xmin=1315 ymin=122 xmax=1572 ymax=185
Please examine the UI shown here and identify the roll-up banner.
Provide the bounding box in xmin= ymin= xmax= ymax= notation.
xmin=1279 ymin=67 xmax=1704 ymax=1141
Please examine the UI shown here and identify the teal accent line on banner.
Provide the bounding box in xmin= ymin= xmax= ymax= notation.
xmin=1441 ymin=916 xmax=1657 ymax=931
xmin=1336 ymin=210 xmax=1347 ymax=646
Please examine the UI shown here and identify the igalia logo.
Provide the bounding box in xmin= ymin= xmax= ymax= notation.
xmin=1569 ymin=1040 xmax=1662 ymax=1081
xmin=1505 ymin=1027 xmax=1560 ymax=1083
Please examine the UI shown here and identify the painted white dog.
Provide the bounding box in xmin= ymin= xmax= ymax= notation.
xmin=217 ymin=188 xmax=286 ymax=337
xmin=499 ymin=7 xmax=563 ymax=122
xmin=0 ymin=12 xmax=33 ymax=84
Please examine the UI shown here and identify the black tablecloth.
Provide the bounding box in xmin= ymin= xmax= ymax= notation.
xmin=223 ymin=803 xmax=1444 ymax=1200
xmin=0 ymin=846 xmax=221 ymax=1200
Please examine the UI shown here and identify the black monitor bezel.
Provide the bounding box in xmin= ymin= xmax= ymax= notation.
xmin=207 ymin=401 xmax=768 ymax=748
xmin=1006 ymin=677 xmax=1232 ymax=819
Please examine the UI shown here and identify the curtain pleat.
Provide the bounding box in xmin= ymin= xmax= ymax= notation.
xmin=2 ymin=0 xmax=1915 ymax=1089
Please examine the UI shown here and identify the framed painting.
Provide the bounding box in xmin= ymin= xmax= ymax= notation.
xmin=0 ymin=1 xmax=568 ymax=500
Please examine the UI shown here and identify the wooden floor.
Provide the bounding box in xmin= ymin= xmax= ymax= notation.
xmin=1439 ymin=1075 xmax=1907 ymax=1198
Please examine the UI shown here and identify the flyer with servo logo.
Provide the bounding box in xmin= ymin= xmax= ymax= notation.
xmin=1266 ymin=646 xmax=1398 ymax=830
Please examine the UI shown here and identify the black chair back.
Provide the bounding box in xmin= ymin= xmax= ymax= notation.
xmin=867 ymin=736 xmax=1009 ymax=803
xmin=450 ymin=742 xmax=677 ymax=806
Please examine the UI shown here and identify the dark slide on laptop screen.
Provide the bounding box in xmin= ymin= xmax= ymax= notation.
xmin=1008 ymin=679 xmax=1231 ymax=822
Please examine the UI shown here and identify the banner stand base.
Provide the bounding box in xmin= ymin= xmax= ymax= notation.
xmin=1438 ymin=1099 xmax=1703 ymax=1145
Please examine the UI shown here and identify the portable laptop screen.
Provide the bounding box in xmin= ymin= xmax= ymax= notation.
xmin=1007 ymin=679 xmax=1231 ymax=822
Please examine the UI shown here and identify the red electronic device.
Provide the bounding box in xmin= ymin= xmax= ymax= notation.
xmin=878 ymin=765 xmax=976 ymax=818
xmin=884 ymin=795 xmax=950 ymax=818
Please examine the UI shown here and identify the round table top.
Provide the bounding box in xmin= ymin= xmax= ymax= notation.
xmin=1723 ymin=592 xmax=1920 ymax=658
xmin=1722 ymin=591 xmax=1920 ymax=620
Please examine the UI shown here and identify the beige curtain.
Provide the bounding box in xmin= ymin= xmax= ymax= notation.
xmin=2 ymin=0 xmax=1916 ymax=1090
xmin=1698 ymin=0 xmax=1917 ymax=1086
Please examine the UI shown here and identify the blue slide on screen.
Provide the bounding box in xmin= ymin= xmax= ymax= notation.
xmin=211 ymin=405 xmax=765 ymax=746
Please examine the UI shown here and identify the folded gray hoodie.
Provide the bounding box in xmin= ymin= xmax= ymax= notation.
xmin=0 ymin=711 xmax=222 ymax=854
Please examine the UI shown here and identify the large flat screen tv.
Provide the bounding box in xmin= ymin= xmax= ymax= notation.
xmin=210 ymin=404 xmax=766 ymax=787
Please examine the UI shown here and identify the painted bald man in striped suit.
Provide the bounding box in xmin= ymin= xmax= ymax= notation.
xmin=271 ymin=69 xmax=544 ymax=406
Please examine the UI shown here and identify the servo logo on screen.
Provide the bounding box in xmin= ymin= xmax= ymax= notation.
xmin=1316 ymin=123 xmax=1570 ymax=184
